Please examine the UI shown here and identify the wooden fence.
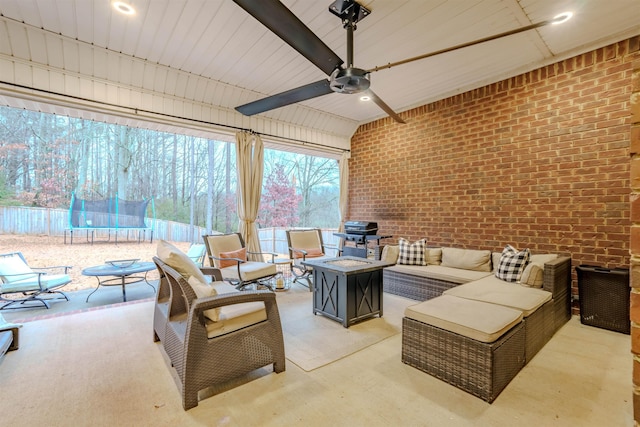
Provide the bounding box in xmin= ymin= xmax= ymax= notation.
xmin=0 ymin=205 xmax=205 ymax=243
xmin=0 ymin=206 xmax=339 ymax=253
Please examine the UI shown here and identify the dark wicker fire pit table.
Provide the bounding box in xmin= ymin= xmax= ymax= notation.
xmin=302 ymin=256 xmax=394 ymax=328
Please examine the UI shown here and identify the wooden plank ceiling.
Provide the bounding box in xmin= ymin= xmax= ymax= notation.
xmin=0 ymin=0 xmax=638 ymax=142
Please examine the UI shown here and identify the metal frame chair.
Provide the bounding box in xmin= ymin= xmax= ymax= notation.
xmin=0 ymin=313 xmax=21 ymax=359
xmin=186 ymin=243 xmax=207 ymax=267
xmin=0 ymin=252 xmax=71 ymax=310
xmin=202 ymin=233 xmax=277 ymax=291
xmin=286 ymin=228 xmax=338 ymax=290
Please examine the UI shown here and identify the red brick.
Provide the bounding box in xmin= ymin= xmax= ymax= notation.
xmin=632 ymin=324 xmax=640 ymax=354
xmin=350 ymin=39 xmax=638 ymax=311
xmin=633 ymin=93 xmax=640 ymax=124
xmin=632 ymin=194 xmax=640 ymax=223
xmin=632 ymin=290 xmax=640 ymax=323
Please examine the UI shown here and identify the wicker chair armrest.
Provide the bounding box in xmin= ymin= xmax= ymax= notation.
xmin=199 ymin=266 xmax=223 ymax=281
xmin=191 ymin=290 xmax=275 ymax=313
xmin=189 ymin=291 xmax=281 ymax=331
xmin=542 ymin=256 xmax=571 ymax=297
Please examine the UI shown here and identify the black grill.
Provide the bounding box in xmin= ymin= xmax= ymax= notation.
xmin=344 ymin=221 xmax=378 ymax=235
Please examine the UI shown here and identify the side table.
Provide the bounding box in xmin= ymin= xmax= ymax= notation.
xmin=82 ymin=259 xmax=156 ymax=302
xmin=269 ymin=258 xmax=292 ymax=291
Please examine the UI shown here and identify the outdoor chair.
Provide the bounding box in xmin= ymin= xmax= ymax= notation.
xmin=0 ymin=313 xmax=21 ymax=360
xmin=153 ymin=240 xmax=225 ymax=344
xmin=186 ymin=243 xmax=207 ymax=267
xmin=152 ymin=254 xmax=285 ymax=410
xmin=202 ymin=233 xmax=277 ymax=291
xmin=286 ymin=228 xmax=338 ymax=290
xmin=0 ymin=252 xmax=71 ymax=310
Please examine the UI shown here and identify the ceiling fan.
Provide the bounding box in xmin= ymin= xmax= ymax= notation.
xmin=232 ymin=0 xmax=572 ymax=124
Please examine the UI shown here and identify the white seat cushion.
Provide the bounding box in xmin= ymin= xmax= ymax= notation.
xmin=157 ymin=240 xmax=208 ymax=285
xmin=405 ymin=294 xmax=523 ymax=343
xmin=220 ymin=261 xmax=277 ymax=282
xmin=211 ymin=281 xmax=240 ymax=294
xmin=385 ymin=264 xmax=492 ymax=284
xmin=1 ymin=274 xmax=70 ymax=292
xmin=186 ymin=279 xmax=240 ymax=323
xmin=443 ymin=275 xmax=552 ymax=316
xmin=0 ymin=255 xmax=35 ymax=283
xmin=205 ymin=301 xmax=267 ymax=338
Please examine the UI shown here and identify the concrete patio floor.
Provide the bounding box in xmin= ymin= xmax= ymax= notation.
xmin=0 ymin=279 xmax=158 ymax=323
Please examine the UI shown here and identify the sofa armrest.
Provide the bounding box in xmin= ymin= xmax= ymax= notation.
xmin=542 ymin=256 xmax=571 ymax=298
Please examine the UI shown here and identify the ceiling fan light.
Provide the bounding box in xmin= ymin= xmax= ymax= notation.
xmin=551 ymin=12 xmax=573 ymax=25
xmin=113 ymin=2 xmax=135 ymax=15
xmin=330 ymin=68 xmax=370 ymax=94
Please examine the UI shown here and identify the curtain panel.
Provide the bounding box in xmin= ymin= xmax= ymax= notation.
xmin=235 ymin=131 xmax=265 ymax=260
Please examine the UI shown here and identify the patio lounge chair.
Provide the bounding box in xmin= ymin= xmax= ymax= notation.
xmin=0 ymin=252 xmax=71 ymax=310
xmin=186 ymin=243 xmax=207 ymax=267
xmin=202 ymin=233 xmax=277 ymax=291
xmin=0 ymin=313 xmax=21 ymax=360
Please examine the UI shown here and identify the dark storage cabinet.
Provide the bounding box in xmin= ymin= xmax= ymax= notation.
xmin=576 ymin=265 xmax=630 ymax=334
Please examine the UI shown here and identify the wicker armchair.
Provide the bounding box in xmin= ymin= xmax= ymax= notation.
xmin=153 ymin=256 xmax=286 ymax=410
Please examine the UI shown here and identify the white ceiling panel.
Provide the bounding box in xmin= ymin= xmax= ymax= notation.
xmin=0 ymin=0 xmax=637 ymax=143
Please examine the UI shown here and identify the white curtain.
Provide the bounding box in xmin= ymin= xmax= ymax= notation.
xmin=337 ymin=151 xmax=349 ymax=251
xmin=235 ymin=131 xmax=264 ymax=261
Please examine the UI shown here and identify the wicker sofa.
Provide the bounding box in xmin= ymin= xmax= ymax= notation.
xmin=382 ymin=245 xmax=571 ymax=402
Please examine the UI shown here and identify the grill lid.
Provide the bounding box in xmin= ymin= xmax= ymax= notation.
xmin=344 ymin=221 xmax=378 ymax=235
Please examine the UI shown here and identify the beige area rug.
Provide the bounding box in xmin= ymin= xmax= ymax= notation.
xmin=275 ymin=286 xmax=414 ymax=372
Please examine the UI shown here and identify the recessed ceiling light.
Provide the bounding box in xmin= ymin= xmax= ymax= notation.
xmin=360 ymin=95 xmax=371 ymax=102
xmin=113 ymin=2 xmax=135 ymax=15
xmin=551 ymin=12 xmax=573 ymax=25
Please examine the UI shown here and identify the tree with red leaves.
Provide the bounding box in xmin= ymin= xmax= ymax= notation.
xmin=258 ymin=164 xmax=301 ymax=228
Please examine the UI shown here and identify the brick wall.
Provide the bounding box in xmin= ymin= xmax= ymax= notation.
xmin=350 ymin=37 xmax=639 ymax=313
xmin=629 ymin=55 xmax=640 ymax=425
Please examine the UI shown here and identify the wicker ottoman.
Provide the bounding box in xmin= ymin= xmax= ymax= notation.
xmin=402 ymin=295 xmax=526 ymax=403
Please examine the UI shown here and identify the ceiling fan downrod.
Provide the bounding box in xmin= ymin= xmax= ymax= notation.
xmin=329 ymin=0 xmax=371 ymax=94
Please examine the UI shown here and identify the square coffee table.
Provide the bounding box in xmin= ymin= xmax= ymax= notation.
xmin=301 ymin=256 xmax=394 ymax=328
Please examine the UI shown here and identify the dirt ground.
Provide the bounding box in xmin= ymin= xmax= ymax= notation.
xmin=0 ymin=234 xmax=193 ymax=292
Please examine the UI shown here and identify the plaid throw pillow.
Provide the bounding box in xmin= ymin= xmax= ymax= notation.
xmin=398 ymin=238 xmax=427 ymax=266
xmin=495 ymin=245 xmax=530 ymax=282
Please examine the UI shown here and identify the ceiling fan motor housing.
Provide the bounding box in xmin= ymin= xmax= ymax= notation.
xmin=330 ymin=67 xmax=370 ymax=94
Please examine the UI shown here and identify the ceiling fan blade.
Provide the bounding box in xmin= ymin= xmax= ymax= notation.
xmin=236 ymin=80 xmax=333 ymax=116
xmin=233 ymin=0 xmax=343 ymax=76
xmin=367 ymin=19 xmax=555 ymax=73
xmin=365 ymin=90 xmax=405 ymax=124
